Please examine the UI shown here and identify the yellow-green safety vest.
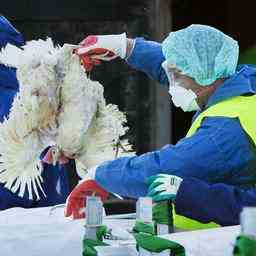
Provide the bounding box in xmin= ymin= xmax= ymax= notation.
xmin=174 ymin=95 xmax=256 ymax=230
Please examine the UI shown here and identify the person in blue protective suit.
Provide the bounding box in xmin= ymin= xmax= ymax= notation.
xmin=146 ymin=173 xmax=256 ymax=227
xmin=65 ymin=25 xmax=256 ymax=227
xmin=0 ymin=15 xmax=72 ymax=210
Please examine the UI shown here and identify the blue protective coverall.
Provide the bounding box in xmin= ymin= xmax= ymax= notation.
xmin=176 ymin=177 xmax=256 ymax=226
xmin=0 ymin=16 xmax=71 ymax=210
xmin=95 ymin=38 xmax=256 ymax=225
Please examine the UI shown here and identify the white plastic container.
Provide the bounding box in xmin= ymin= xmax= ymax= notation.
xmin=136 ymin=197 xmax=153 ymax=223
xmin=240 ymin=207 xmax=256 ymax=239
xmin=84 ymin=196 xmax=103 ymax=240
xmin=86 ymin=196 xmax=103 ymax=226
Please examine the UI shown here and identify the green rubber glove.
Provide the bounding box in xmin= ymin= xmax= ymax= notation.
xmin=233 ymin=235 xmax=256 ymax=256
xmin=132 ymin=220 xmax=155 ymax=235
xmin=146 ymin=174 xmax=183 ymax=202
xmin=82 ymin=225 xmax=109 ymax=256
xmin=153 ymin=201 xmax=173 ymax=226
xmin=134 ymin=232 xmax=185 ymax=255
xmin=83 ymin=239 xmax=109 ymax=256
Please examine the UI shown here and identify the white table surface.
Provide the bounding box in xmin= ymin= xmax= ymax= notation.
xmin=0 ymin=206 xmax=239 ymax=256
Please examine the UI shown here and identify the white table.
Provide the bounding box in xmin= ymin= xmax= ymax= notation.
xmin=0 ymin=206 xmax=239 ymax=256
xmin=161 ymin=225 xmax=239 ymax=256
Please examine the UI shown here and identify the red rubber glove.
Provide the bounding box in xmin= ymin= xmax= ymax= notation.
xmin=65 ymin=179 xmax=109 ymax=219
xmin=75 ymin=33 xmax=127 ymax=71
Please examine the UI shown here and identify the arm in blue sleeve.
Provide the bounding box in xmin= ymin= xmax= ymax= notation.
xmin=0 ymin=184 xmax=34 ymax=210
xmin=0 ymin=162 xmax=70 ymax=210
xmin=0 ymin=164 xmax=70 ymax=210
xmin=0 ymin=15 xmax=25 ymax=48
xmin=175 ymin=178 xmax=256 ymax=226
xmin=95 ymin=136 xmax=225 ymax=199
xmin=126 ymin=38 xmax=168 ymax=86
xmin=95 ymin=117 xmax=245 ymax=199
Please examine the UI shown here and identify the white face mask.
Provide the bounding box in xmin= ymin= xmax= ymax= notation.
xmin=169 ymin=84 xmax=200 ymax=112
xmin=162 ymin=61 xmax=200 ymax=112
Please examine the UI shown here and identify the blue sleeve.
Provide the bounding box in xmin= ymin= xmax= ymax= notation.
xmin=175 ymin=178 xmax=256 ymax=226
xmin=0 ymin=183 xmax=34 ymax=210
xmin=0 ymin=162 xmax=71 ymax=210
xmin=126 ymin=38 xmax=168 ymax=86
xmin=96 ymin=117 xmax=253 ymax=199
xmin=0 ymin=15 xmax=25 ymax=48
xmin=0 ymin=78 xmax=19 ymax=122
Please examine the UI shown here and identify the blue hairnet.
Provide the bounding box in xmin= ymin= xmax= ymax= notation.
xmin=162 ymin=24 xmax=239 ymax=85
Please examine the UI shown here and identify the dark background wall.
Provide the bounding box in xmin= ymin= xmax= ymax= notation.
xmin=2 ymin=0 xmax=256 ymax=153
xmin=3 ymin=0 xmax=159 ymax=155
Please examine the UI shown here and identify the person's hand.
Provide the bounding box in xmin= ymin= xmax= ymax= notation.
xmin=65 ymin=179 xmax=109 ymax=219
xmin=75 ymin=33 xmax=127 ymax=71
xmin=146 ymin=174 xmax=183 ymax=202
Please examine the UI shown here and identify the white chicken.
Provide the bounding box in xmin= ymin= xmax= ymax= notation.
xmin=0 ymin=38 xmax=133 ymax=200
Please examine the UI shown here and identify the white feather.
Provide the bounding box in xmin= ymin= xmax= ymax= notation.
xmin=0 ymin=43 xmax=23 ymax=67
xmin=0 ymin=38 xmax=133 ymax=199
